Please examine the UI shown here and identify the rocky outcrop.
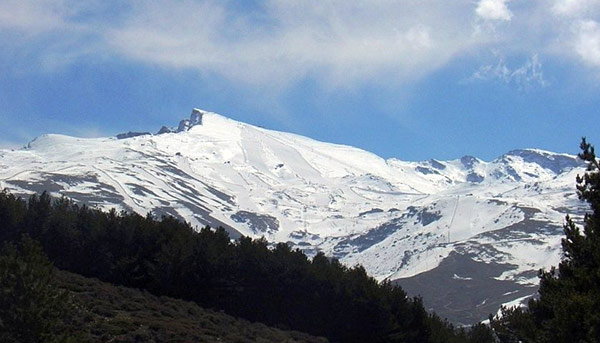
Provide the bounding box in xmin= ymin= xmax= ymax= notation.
xmin=176 ymin=109 xmax=205 ymax=132
xmin=116 ymin=131 xmax=151 ymax=139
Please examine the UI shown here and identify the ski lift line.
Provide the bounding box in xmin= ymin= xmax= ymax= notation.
xmin=448 ymin=195 xmax=459 ymax=243
xmin=432 ymin=235 xmax=546 ymax=251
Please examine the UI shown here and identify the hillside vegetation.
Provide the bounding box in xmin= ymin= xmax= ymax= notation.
xmin=0 ymin=235 xmax=328 ymax=342
xmin=0 ymin=189 xmax=492 ymax=342
xmin=57 ymin=267 xmax=330 ymax=342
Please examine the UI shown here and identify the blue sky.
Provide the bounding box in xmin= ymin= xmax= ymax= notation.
xmin=1 ymin=0 xmax=600 ymax=161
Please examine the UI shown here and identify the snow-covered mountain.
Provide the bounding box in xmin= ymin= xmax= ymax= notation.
xmin=0 ymin=109 xmax=587 ymax=325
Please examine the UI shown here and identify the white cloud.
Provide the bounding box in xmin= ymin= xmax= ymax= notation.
xmin=2 ymin=0 xmax=600 ymax=88
xmin=574 ymin=20 xmax=600 ymax=66
xmin=476 ymin=0 xmax=513 ymax=21
xmin=471 ymin=54 xmax=547 ymax=88
xmin=552 ymin=0 xmax=600 ymax=17
xmin=0 ymin=0 xmax=108 ymax=74
xmin=0 ymin=0 xmax=67 ymax=34
xmin=548 ymin=1 xmax=600 ymax=69
xmin=105 ymin=1 xmax=479 ymax=87
xmin=0 ymin=0 xmax=109 ymax=37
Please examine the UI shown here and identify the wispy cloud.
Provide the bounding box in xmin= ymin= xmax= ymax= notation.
xmin=552 ymin=0 xmax=600 ymax=17
xmin=470 ymin=54 xmax=547 ymax=89
xmin=1 ymin=0 xmax=600 ymax=88
xmin=573 ymin=20 xmax=600 ymax=67
xmin=547 ymin=1 xmax=600 ymax=70
xmin=105 ymin=1 xmax=478 ymax=88
xmin=0 ymin=0 xmax=68 ymax=34
xmin=476 ymin=0 xmax=513 ymax=21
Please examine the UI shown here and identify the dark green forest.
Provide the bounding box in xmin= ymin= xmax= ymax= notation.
xmin=0 ymin=236 xmax=329 ymax=342
xmin=0 ymin=192 xmax=491 ymax=342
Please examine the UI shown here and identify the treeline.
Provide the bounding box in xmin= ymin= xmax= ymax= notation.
xmin=0 ymin=235 xmax=329 ymax=342
xmin=0 ymin=190 xmax=492 ymax=343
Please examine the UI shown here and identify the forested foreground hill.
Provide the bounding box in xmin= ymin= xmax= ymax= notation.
xmin=0 ymin=236 xmax=328 ymax=342
xmin=58 ymin=269 xmax=330 ymax=342
xmin=0 ymin=190 xmax=493 ymax=343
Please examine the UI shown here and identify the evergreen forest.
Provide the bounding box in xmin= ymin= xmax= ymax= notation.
xmin=0 ymin=192 xmax=491 ymax=342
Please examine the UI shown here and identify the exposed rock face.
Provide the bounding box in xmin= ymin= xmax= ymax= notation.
xmin=177 ymin=119 xmax=190 ymax=132
xmin=176 ymin=109 xmax=205 ymax=132
xmin=157 ymin=126 xmax=173 ymax=134
xmin=460 ymin=155 xmax=479 ymax=169
xmin=466 ymin=172 xmax=484 ymax=183
xmin=116 ymin=131 xmax=151 ymax=139
xmin=394 ymin=252 xmax=538 ymax=326
xmin=231 ymin=210 xmax=279 ymax=234
xmin=117 ymin=109 xmax=208 ymax=137
xmin=190 ymin=109 xmax=204 ymax=126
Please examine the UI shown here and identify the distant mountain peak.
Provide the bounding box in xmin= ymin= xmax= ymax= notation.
xmin=501 ymin=148 xmax=582 ymax=174
xmin=505 ymin=148 xmax=553 ymax=157
xmin=460 ymin=155 xmax=480 ymax=169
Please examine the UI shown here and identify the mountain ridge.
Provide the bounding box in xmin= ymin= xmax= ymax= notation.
xmin=0 ymin=108 xmax=586 ymax=324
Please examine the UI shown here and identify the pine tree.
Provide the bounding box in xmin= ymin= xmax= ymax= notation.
xmin=0 ymin=235 xmax=73 ymax=343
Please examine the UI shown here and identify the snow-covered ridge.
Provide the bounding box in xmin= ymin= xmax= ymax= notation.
xmin=0 ymin=108 xmax=588 ymax=325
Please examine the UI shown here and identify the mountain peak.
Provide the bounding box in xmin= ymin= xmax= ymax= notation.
xmin=459 ymin=155 xmax=480 ymax=169
xmin=190 ymin=108 xmax=205 ymax=126
xmin=154 ymin=108 xmax=209 ymax=135
xmin=501 ymin=148 xmax=581 ymax=174
xmin=505 ymin=148 xmax=553 ymax=157
xmin=176 ymin=108 xmax=206 ymax=133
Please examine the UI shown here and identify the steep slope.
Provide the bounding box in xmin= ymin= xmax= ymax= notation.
xmin=0 ymin=109 xmax=586 ymax=324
